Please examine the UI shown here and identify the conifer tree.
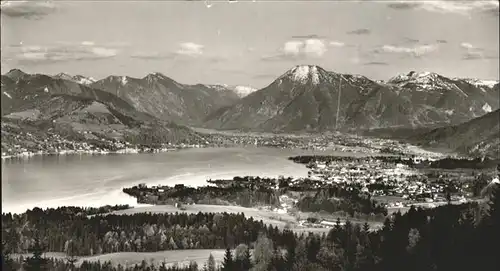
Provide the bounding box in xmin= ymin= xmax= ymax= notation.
xmin=221 ymin=247 xmax=234 ymax=271
xmin=23 ymin=238 xmax=49 ymax=271
xmin=207 ymin=253 xmax=216 ymax=271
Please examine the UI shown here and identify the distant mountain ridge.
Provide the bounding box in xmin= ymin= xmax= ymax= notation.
xmin=89 ymin=73 xmax=243 ymax=125
xmin=204 ymin=65 xmax=499 ymax=132
xmin=2 ymin=67 xmax=498 ymax=135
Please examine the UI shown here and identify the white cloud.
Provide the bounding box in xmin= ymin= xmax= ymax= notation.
xmin=329 ymin=41 xmax=345 ymax=47
xmin=90 ymin=47 xmax=117 ymax=58
xmin=14 ymin=43 xmax=118 ymax=63
xmin=388 ymin=0 xmax=499 ymax=16
xmin=282 ymin=41 xmax=303 ymax=55
xmin=81 ymin=41 xmax=95 ymax=46
xmin=460 ymin=42 xmax=475 ymax=49
xmin=381 ymin=44 xmax=438 ymax=57
xmin=459 ymin=42 xmax=495 ymax=60
xmin=130 ymin=51 xmax=172 ymax=60
xmin=176 ymin=42 xmax=204 ymax=57
xmin=282 ymin=39 xmax=327 ymax=57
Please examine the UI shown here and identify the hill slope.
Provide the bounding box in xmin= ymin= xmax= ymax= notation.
xmin=414 ymin=109 xmax=500 ymax=158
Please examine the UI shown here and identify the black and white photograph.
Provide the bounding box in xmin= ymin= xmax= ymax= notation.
xmin=1 ymin=0 xmax=499 ymax=270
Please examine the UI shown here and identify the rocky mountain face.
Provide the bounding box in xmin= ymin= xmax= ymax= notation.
xmin=90 ymin=73 xmax=242 ymax=125
xmin=204 ymin=66 xmax=499 ymax=132
xmin=414 ymin=109 xmax=500 ymax=158
xmin=386 ymin=71 xmax=498 ymax=125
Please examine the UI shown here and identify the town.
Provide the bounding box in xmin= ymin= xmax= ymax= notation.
xmin=122 ymin=154 xmax=499 ymax=232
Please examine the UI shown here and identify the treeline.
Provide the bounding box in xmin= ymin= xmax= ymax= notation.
xmin=1 ymin=210 xmax=294 ymax=256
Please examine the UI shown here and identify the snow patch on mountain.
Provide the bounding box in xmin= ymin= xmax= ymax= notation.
xmin=206 ymin=84 xmax=257 ymax=97
xmin=461 ymin=78 xmax=498 ymax=89
xmin=3 ymin=92 xmax=12 ymax=99
xmin=75 ymin=75 xmax=96 ymax=85
xmin=482 ymin=103 xmax=492 ymax=113
xmin=121 ymin=76 xmax=128 ymax=86
xmin=492 ymin=177 xmax=500 ymax=184
xmin=233 ymin=86 xmax=258 ymax=97
xmin=43 ymin=87 xmax=49 ymax=93
xmin=54 ymin=73 xmax=96 ymax=85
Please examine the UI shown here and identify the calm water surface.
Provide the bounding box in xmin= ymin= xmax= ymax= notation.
xmin=2 ymin=147 xmax=360 ymax=214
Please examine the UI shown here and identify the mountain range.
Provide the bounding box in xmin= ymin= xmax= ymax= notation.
xmin=1 ymin=66 xmax=498 ymax=157
xmin=204 ymin=65 xmax=499 ymax=132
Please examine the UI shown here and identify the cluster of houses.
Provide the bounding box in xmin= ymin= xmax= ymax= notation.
xmin=305 ymin=157 xmax=469 ymax=207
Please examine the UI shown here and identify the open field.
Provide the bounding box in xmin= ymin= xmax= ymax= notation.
xmin=111 ymin=204 xmax=296 ymax=228
xmin=110 ymin=204 xmax=383 ymax=232
xmin=13 ymin=250 xmax=227 ymax=268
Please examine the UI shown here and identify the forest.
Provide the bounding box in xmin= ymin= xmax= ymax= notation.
xmin=3 ymin=185 xmax=499 ymax=271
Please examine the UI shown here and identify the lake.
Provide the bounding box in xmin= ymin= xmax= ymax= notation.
xmin=2 ymin=147 xmax=358 ymax=214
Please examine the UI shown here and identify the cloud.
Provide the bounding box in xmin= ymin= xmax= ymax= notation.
xmin=460 ymin=42 xmax=476 ymax=50
xmin=347 ymin=28 xmax=371 ymax=35
xmin=263 ymin=38 xmax=330 ymax=61
xmin=131 ymin=51 xmax=173 ymax=60
xmin=459 ymin=42 xmax=497 ymax=60
xmin=387 ymin=0 xmax=499 ymax=16
xmin=13 ymin=43 xmax=118 ymax=64
xmin=387 ymin=2 xmax=421 ymax=10
xmin=0 ymin=0 xmax=58 ymax=19
xmin=329 ymin=41 xmax=345 ymax=47
xmin=176 ymin=42 xmax=204 ymax=57
xmin=291 ymin=34 xmax=327 ymax=39
xmin=363 ymin=61 xmax=389 ymax=66
xmin=436 ymin=39 xmax=448 ymax=44
xmin=379 ymin=44 xmax=438 ymax=57
xmin=131 ymin=48 xmax=224 ymax=63
xmin=81 ymin=41 xmax=95 ymax=46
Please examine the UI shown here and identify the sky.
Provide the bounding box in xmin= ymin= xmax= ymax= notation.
xmin=1 ymin=0 xmax=499 ymax=88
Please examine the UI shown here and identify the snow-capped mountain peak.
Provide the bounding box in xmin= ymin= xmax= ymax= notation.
xmin=387 ymin=71 xmax=462 ymax=92
xmin=388 ymin=71 xmax=440 ymax=84
xmin=282 ymin=65 xmax=324 ymax=85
